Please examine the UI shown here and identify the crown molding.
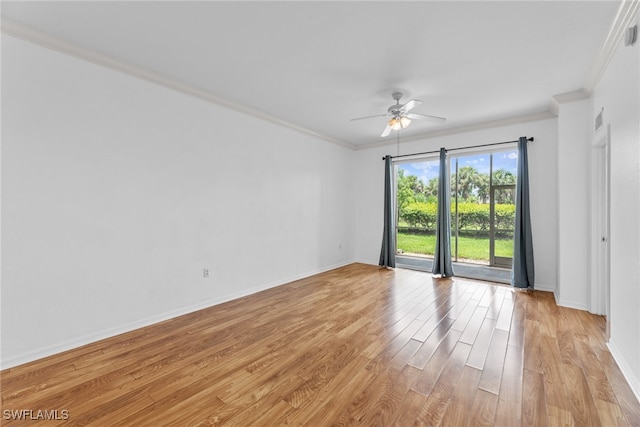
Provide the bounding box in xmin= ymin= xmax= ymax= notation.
xmin=552 ymin=88 xmax=591 ymax=105
xmin=584 ymin=0 xmax=640 ymax=92
xmin=354 ymin=110 xmax=555 ymax=150
xmin=549 ymin=88 xmax=591 ymax=117
xmin=1 ymin=19 xmax=356 ymax=150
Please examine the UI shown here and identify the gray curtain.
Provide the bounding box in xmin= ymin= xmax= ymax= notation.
xmin=379 ymin=155 xmax=396 ymax=268
xmin=512 ymin=137 xmax=535 ymax=288
xmin=432 ymin=148 xmax=454 ymax=277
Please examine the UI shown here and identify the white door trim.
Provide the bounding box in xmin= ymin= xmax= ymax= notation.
xmin=589 ymin=124 xmax=611 ymax=321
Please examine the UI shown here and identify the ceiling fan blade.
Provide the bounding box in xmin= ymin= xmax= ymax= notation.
xmin=350 ymin=113 xmax=389 ymax=122
xmin=406 ymin=113 xmax=447 ymax=124
xmin=380 ymin=124 xmax=392 ymax=137
xmin=401 ymin=99 xmax=422 ymax=113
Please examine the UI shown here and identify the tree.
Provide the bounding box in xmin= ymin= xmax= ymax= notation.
xmin=492 ymin=169 xmax=516 ymax=204
xmin=476 ymin=173 xmax=490 ymax=203
xmin=397 ymin=169 xmax=427 ymax=215
xmin=492 ymin=169 xmax=516 ymax=185
xmin=424 ymin=177 xmax=439 ymax=199
xmin=452 ymin=166 xmax=481 ymax=201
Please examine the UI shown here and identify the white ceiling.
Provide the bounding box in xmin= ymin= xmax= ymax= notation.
xmin=1 ymin=1 xmax=622 ymax=148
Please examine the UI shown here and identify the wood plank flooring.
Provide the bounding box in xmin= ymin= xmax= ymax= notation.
xmin=2 ymin=263 xmax=639 ymax=426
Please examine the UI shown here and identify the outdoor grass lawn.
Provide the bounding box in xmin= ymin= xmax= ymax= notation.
xmin=397 ymin=232 xmax=513 ymax=261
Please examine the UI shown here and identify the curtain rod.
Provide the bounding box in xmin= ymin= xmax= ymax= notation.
xmin=382 ymin=137 xmax=534 ymax=160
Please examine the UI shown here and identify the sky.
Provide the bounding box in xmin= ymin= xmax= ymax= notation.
xmin=398 ymin=149 xmax=518 ymax=184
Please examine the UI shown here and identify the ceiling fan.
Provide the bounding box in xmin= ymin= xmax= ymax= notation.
xmin=351 ymin=91 xmax=446 ymax=137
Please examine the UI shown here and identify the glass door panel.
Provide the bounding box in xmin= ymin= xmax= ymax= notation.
xmin=450 ymin=154 xmax=490 ymax=265
xmin=395 ymin=160 xmax=440 ymax=258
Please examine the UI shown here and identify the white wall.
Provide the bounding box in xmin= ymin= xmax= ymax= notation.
xmin=555 ymin=98 xmax=591 ymax=310
xmin=354 ymin=119 xmax=558 ymax=292
xmin=591 ymin=13 xmax=640 ymax=399
xmin=1 ymin=36 xmax=355 ymax=368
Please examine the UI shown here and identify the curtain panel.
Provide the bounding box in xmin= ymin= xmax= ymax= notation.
xmin=432 ymin=148 xmax=454 ymax=277
xmin=379 ymin=155 xmax=396 ymax=268
xmin=512 ymin=136 xmax=535 ymax=288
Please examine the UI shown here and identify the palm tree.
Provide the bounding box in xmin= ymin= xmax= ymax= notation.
xmin=492 ymin=169 xmax=516 ymax=204
xmin=453 ymin=166 xmax=480 ymax=201
xmin=476 ymin=173 xmax=490 ymax=203
xmin=424 ymin=177 xmax=439 ymax=198
xmin=492 ymin=169 xmax=516 ymax=185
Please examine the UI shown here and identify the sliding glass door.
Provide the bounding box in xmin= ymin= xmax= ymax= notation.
xmin=450 ymin=149 xmax=517 ymax=267
xmin=395 ymin=147 xmax=518 ymax=270
xmin=395 ymin=159 xmax=440 ymax=258
xmin=488 ymin=152 xmax=517 ymax=267
xmin=450 ymin=153 xmax=490 ymax=265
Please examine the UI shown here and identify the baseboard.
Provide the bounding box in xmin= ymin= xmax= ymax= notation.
xmin=354 ymin=257 xmax=378 ymax=266
xmin=534 ymin=282 xmax=555 ymax=293
xmin=1 ymin=259 xmax=356 ymax=370
xmin=607 ymin=339 xmax=640 ymax=404
xmin=554 ymin=296 xmax=589 ymax=311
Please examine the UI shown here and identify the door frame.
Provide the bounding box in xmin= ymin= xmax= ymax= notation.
xmin=589 ymin=124 xmax=611 ymax=329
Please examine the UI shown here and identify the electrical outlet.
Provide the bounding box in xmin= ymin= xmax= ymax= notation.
xmin=203 ymin=268 xmax=209 ymax=278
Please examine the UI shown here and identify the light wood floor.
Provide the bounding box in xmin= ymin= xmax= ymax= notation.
xmin=2 ymin=263 xmax=639 ymax=426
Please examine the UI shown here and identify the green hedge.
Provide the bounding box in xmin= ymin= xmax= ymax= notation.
xmin=402 ymin=202 xmax=438 ymax=229
xmin=400 ymin=202 xmax=515 ymax=231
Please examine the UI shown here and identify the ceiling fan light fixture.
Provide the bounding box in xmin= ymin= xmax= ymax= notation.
xmin=388 ymin=117 xmax=400 ymax=130
xmin=388 ymin=116 xmax=411 ymax=130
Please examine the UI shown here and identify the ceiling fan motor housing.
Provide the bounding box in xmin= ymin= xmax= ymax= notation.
xmin=388 ymin=105 xmax=402 ymax=115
